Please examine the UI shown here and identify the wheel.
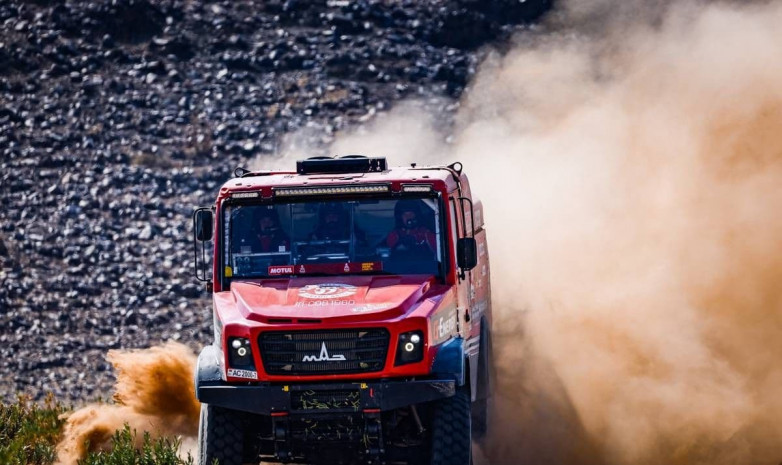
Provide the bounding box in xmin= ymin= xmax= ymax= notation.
xmin=430 ymin=389 xmax=472 ymax=465
xmin=198 ymin=404 xmax=244 ymax=465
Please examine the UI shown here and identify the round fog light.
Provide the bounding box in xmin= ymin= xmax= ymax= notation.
xmin=232 ymin=339 xmax=242 ymax=349
xmin=237 ymin=347 xmax=247 ymax=357
xmin=410 ymin=334 xmax=421 ymax=344
xmin=404 ymin=342 xmax=415 ymax=352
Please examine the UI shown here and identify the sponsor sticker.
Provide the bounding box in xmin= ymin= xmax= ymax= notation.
xmin=295 ymin=300 xmax=356 ymax=307
xmin=352 ymin=303 xmax=393 ymax=313
xmin=437 ymin=314 xmax=457 ymax=339
xmin=431 ymin=308 xmax=458 ymax=345
xmin=472 ymin=300 xmax=488 ymax=320
xmin=227 ymin=368 xmax=258 ymax=380
xmin=298 ymin=283 xmax=358 ymax=299
xmin=268 ymin=265 xmax=294 ymax=275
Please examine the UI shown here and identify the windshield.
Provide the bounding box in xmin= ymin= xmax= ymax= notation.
xmin=223 ymin=196 xmax=444 ymax=278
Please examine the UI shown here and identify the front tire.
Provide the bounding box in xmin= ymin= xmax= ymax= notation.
xmin=430 ymin=389 xmax=472 ymax=465
xmin=198 ymin=404 xmax=244 ymax=465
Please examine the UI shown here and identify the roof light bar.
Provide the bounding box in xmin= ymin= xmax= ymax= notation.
xmin=274 ymin=184 xmax=390 ymax=197
xmin=231 ymin=191 xmax=260 ymax=199
xmin=402 ymin=184 xmax=433 ymax=193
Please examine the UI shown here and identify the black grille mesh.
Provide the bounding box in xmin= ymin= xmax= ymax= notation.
xmin=259 ymin=329 xmax=389 ymax=375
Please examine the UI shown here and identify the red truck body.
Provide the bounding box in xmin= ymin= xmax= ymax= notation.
xmin=193 ymin=157 xmax=492 ymax=465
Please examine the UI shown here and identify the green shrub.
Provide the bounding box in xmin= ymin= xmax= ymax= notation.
xmin=0 ymin=395 xmax=68 ymax=465
xmin=0 ymin=398 xmax=193 ymax=465
xmin=79 ymin=426 xmax=193 ymax=465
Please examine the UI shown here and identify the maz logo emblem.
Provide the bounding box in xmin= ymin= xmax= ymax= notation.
xmin=302 ymin=342 xmax=346 ymax=362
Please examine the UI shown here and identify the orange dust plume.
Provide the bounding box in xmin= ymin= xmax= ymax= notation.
xmin=55 ymin=342 xmax=200 ymax=464
xmin=322 ymin=1 xmax=782 ymax=464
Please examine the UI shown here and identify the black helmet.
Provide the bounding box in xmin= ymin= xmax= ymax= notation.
xmin=253 ymin=206 xmax=280 ymax=224
xmin=318 ymin=202 xmax=346 ymax=220
xmin=394 ymin=200 xmax=424 ymax=228
xmin=315 ymin=202 xmax=349 ymax=239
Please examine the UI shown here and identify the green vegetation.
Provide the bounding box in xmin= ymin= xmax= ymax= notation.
xmin=79 ymin=426 xmax=193 ymax=465
xmin=0 ymin=398 xmax=192 ymax=465
xmin=0 ymin=395 xmax=67 ymax=465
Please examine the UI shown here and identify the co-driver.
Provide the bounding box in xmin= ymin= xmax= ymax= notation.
xmin=385 ymin=200 xmax=436 ymax=256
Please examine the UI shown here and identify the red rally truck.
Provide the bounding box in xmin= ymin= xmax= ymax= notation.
xmin=192 ymin=156 xmax=493 ymax=465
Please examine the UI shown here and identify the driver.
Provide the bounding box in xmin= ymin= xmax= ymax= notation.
xmin=252 ymin=207 xmax=289 ymax=252
xmin=310 ymin=202 xmax=351 ymax=240
xmin=385 ymin=200 xmax=436 ymax=253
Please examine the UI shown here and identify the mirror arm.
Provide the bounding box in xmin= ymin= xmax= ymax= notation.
xmin=457 ymin=196 xmax=475 ymax=238
xmin=455 ymin=196 xmax=476 ymax=280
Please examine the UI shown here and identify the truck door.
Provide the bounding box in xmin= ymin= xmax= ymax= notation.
xmin=449 ymin=196 xmax=474 ymax=340
xmin=451 ymin=193 xmax=483 ymax=400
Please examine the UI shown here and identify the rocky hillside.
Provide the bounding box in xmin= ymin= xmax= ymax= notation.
xmin=0 ymin=0 xmax=550 ymax=401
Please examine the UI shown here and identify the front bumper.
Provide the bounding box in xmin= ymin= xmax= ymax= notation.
xmin=197 ymin=379 xmax=456 ymax=415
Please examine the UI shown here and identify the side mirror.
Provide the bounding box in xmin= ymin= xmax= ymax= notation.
xmin=457 ymin=237 xmax=478 ymax=271
xmin=194 ymin=209 xmax=213 ymax=242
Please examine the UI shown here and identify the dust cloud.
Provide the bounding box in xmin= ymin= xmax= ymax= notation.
xmin=59 ymin=1 xmax=782 ymax=463
xmin=55 ymin=342 xmax=200 ymax=464
xmin=325 ymin=1 xmax=782 ymax=464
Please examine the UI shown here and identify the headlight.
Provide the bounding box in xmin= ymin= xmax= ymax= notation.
xmin=227 ymin=337 xmax=254 ymax=368
xmin=395 ymin=331 xmax=424 ymax=366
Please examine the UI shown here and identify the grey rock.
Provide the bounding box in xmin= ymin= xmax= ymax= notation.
xmin=0 ymin=0 xmax=550 ymax=403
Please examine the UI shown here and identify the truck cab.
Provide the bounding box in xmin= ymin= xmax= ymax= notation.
xmin=193 ymin=156 xmax=493 ymax=465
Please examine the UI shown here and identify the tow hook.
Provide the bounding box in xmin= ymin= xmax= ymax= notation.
xmin=272 ymin=416 xmax=291 ymax=462
xmin=363 ymin=412 xmax=384 ymax=464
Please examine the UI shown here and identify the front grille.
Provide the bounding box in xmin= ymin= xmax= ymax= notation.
xmin=259 ymin=329 xmax=389 ymax=375
xmin=291 ymin=389 xmax=361 ymax=411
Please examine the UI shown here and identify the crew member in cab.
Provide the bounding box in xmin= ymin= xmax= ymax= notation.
xmin=310 ymin=202 xmax=351 ymax=240
xmin=252 ymin=207 xmax=289 ymax=252
xmin=385 ymin=200 xmax=436 ymax=258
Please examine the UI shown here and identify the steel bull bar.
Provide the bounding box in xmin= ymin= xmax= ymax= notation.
xmin=195 ymin=345 xmax=458 ymax=415
xmin=197 ymin=379 xmax=454 ymax=415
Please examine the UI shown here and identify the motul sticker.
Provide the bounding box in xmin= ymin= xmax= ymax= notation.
xmin=298 ymin=283 xmax=358 ymax=299
xmin=227 ymin=368 xmax=258 ymax=380
xmin=268 ymin=265 xmax=294 ymax=275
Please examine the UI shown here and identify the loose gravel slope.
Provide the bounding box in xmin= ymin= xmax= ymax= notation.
xmin=0 ymin=0 xmax=550 ymax=402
